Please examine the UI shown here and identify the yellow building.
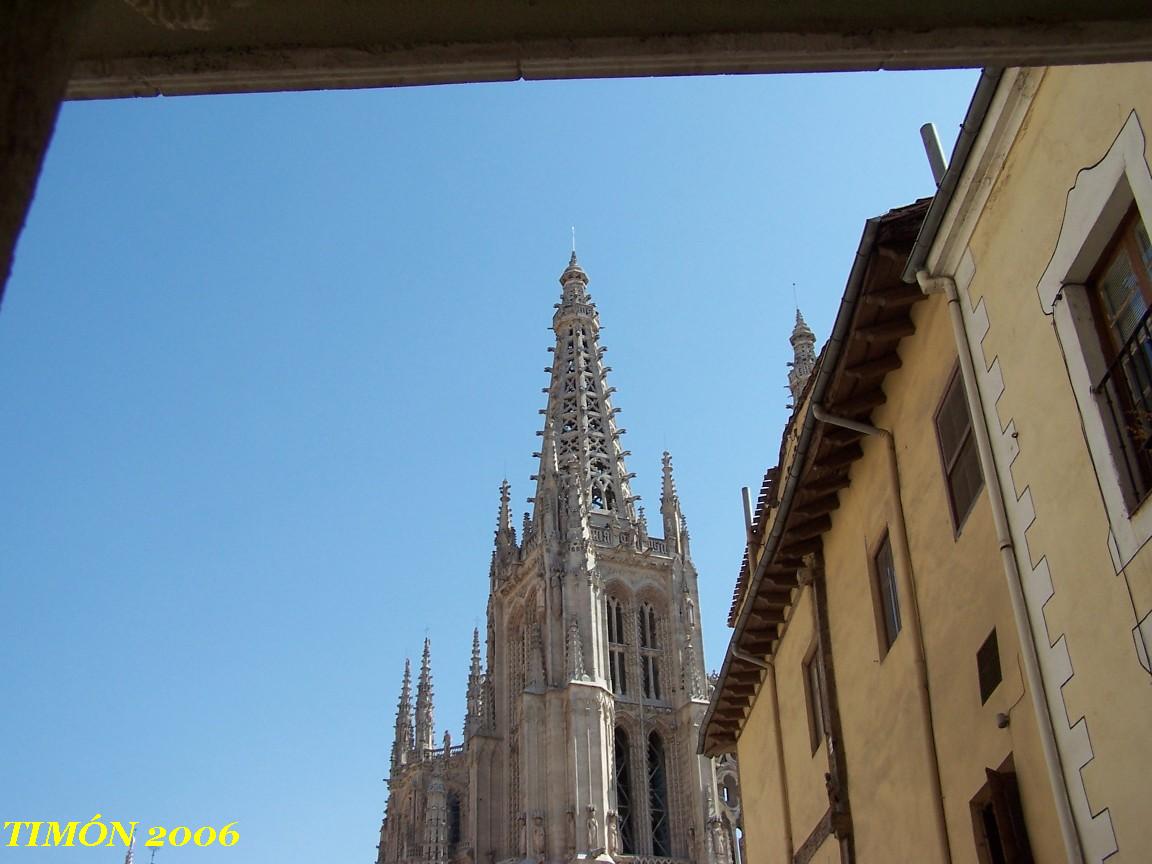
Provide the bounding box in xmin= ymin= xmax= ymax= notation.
xmin=702 ymin=64 xmax=1152 ymax=864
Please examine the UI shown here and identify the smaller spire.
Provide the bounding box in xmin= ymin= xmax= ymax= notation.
xmin=465 ymin=627 xmax=483 ymax=737
xmin=497 ymin=480 xmax=515 ymax=535
xmin=495 ymin=480 xmax=518 ymax=557
xmin=661 ymin=451 xmax=678 ymax=505
xmin=788 ymin=307 xmax=817 ymax=403
xmin=661 ymin=451 xmax=685 ymax=555
xmin=391 ymin=658 xmax=414 ymax=771
xmin=414 ymin=638 xmax=435 ymax=754
xmin=124 ymin=833 xmax=136 ymax=864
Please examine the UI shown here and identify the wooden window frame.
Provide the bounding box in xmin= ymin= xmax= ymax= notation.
xmin=869 ymin=530 xmax=902 ymax=658
xmin=1086 ymin=203 xmax=1152 ymax=507
xmin=934 ymin=364 xmax=985 ymax=534
xmin=802 ymin=641 xmax=826 ymax=755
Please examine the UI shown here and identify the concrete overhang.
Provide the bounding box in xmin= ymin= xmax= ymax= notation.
xmin=70 ymin=0 xmax=1152 ymax=99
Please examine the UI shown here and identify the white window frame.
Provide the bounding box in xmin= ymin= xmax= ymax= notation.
xmin=1038 ymin=111 xmax=1152 ymax=570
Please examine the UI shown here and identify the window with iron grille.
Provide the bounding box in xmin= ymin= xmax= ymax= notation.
xmin=935 ymin=368 xmax=984 ymax=530
xmin=1089 ymin=204 xmax=1152 ymax=506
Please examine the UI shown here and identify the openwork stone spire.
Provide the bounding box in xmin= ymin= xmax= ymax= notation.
xmin=534 ymin=253 xmax=636 ymax=523
xmin=788 ymin=308 xmax=817 ymax=403
xmin=390 ymin=658 xmax=414 ymax=772
xmin=414 ymin=638 xmax=435 ymax=754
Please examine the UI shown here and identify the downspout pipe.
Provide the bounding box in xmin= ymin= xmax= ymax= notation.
xmin=810 ymin=405 xmax=953 ymax=864
xmin=916 ymin=270 xmax=1085 ymax=864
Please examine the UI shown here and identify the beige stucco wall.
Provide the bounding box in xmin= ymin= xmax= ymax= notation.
xmin=733 ymin=287 xmax=1066 ymax=863
xmin=736 ymin=589 xmax=834 ymax=864
xmin=822 ymin=287 xmax=1062 ymax=863
xmin=957 ymin=62 xmax=1152 ymax=861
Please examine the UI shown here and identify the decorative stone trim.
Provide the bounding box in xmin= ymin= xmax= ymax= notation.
xmin=957 ymin=246 xmax=1119 ymax=860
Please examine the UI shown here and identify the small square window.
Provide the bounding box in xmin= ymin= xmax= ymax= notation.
xmin=935 ymin=368 xmax=984 ymax=531
xmin=977 ymin=629 xmax=1002 ymax=705
xmin=872 ymin=532 xmax=902 ymax=654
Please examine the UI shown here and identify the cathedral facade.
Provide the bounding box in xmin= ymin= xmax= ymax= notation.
xmin=376 ymin=254 xmax=738 ymax=864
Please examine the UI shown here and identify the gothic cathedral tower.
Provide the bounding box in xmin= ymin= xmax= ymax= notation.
xmin=377 ymin=255 xmax=736 ymax=864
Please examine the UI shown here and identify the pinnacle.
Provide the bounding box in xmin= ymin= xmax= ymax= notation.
xmin=497 ymin=480 xmax=513 ymax=536
xmin=661 ymin=451 xmax=678 ymax=501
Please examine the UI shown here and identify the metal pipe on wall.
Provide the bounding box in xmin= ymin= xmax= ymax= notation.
xmin=916 ymin=270 xmax=1085 ymax=864
xmin=810 ymin=404 xmax=953 ymax=864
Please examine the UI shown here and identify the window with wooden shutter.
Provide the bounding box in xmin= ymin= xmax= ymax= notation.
xmin=970 ymin=761 xmax=1034 ymax=864
xmin=935 ymin=367 xmax=984 ymax=531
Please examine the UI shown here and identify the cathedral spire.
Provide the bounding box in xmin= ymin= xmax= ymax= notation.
xmin=534 ymin=253 xmax=637 ymax=526
xmin=414 ymin=638 xmax=435 ymax=755
xmin=390 ymin=658 xmax=413 ymax=772
xmin=788 ymin=307 xmax=817 ymax=404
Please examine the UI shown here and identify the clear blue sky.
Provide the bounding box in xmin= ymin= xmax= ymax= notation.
xmin=1 ymin=69 xmax=978 ymax=862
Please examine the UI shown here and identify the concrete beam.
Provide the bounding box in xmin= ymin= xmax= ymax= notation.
xmin=67 ymin=1 xmax=1152 ymax=99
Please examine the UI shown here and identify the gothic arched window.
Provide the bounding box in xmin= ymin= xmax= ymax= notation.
xmin=638 ymin=603 xmax=662 ymax=700
xmin=647 ymin=731 xmax=671 ymax=857
xmin=606 ymin=596 xmax=628 ymax=695
xmin=614 ymin=727 xmax=636 ymax=854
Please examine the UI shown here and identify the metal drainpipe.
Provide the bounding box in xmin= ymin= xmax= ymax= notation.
xmin=809 ymin=404 xmax=953 ymax=864
xmin=731 ymin=648 xmax=794 ymax=860
xmin=916 ymin=270 xmax=1085 ymax=864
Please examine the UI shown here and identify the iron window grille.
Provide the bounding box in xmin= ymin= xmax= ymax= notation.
xmin=1089 ymin=205 xmax=1152 ymax=508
